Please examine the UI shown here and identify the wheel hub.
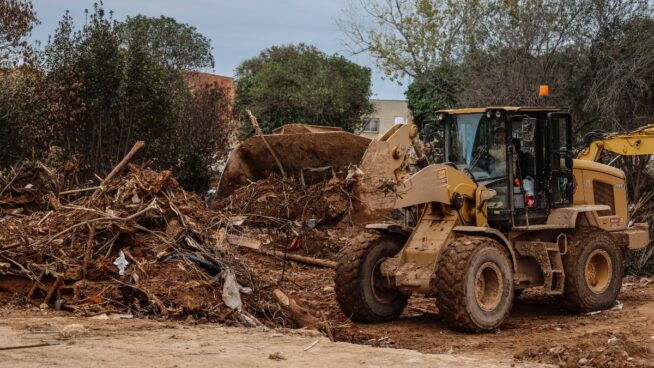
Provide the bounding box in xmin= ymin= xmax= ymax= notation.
xmin=475 ymin=262 xmax=503 ymax=312
xmin=585 ymin=249 xmax=612 ymax=294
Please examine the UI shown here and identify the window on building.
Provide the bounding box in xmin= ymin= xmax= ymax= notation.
xmin=363 ymin=118 xmax=380 ymax=133
xmin=394 ymin=116 xmax=406 ymax=125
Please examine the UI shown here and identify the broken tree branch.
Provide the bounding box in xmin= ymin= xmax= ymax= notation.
xmin=245 ymin=110 xmax=286 ymax=177
xmin=227 ymin=234 xmax=336 ymax=268
xmin=102 ymin=141 xmax=145 ymax=185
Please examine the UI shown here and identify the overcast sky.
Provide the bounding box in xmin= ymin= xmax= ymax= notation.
xmin=29 ymin=0 xmax=407 ymax=100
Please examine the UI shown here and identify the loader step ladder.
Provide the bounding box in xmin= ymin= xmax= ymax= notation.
xmin=514 ymin=240 xmax=565 ymax=295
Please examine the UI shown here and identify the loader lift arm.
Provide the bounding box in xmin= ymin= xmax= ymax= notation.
xmin=577 ymin=124 xmax=654 ymax=161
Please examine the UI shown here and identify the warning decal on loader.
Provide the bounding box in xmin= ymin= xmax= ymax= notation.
xmin=438 ymin=167 xmax=448 ymax=184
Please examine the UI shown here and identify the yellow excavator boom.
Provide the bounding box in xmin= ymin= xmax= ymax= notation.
xmin=577 ymin=124 xmax=654 ymax=161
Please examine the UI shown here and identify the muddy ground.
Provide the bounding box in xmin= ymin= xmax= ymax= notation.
xmin=239 ymin=252 xmax=654 ymax=367
xmin=1 ymin=264 xmax=652 ymax=367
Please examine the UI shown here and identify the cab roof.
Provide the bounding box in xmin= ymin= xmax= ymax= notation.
xmin=437 ymin=106 xmax=563 ymax=114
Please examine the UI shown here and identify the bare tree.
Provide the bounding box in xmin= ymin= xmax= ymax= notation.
xmin=337 ymin=0 xmax=484 ymax=80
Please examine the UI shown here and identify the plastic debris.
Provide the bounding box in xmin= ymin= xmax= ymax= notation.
xmin=222 ymin=268 xmax=242 ymax=311
xmin=238 ymin=284 xmax=253 ymax=295
xmin=113 ymin=250 xmax=129 ymax=275
xmin=610 ymin=300 xmax=624 ymax=311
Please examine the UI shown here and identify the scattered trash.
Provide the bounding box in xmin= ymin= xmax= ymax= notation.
xmin=222 ymin=268 xmax=242 ymax=311
xmin=113 ymin=251 xmax=129 ymax=276
xmin=610 ymin=300 xmax=624 ymax=311
xmin=238 ymin=285 xmax=253 ymax=295
xmin=270 ymin=333 xmax=284 ymax=338
xmin=608 ymin=336 xmax=618 ymax=344
xmin=585 ymin=310 xmax=602 ymax=316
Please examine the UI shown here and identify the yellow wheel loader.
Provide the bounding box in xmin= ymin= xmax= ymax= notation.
xmin=334 ymin=107 xmax=650 ymax=332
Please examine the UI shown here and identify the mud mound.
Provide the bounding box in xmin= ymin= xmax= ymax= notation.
xmin=0 ymin=165 xmax=290 ymax=327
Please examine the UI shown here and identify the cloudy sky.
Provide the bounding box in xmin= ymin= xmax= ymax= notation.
xmin=29 ymin=0 xmax=407 ymax=99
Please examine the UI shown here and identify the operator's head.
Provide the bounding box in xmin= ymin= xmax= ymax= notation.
xmin=494 ymin=126 xmax=505 ymax=144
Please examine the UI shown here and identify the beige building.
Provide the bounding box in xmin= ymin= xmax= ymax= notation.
xmin=360 ymin=99 xmax=413 ymax=139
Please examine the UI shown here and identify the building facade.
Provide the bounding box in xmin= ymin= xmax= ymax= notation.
xmin=360 ymin=99 xmax=413 ymax=139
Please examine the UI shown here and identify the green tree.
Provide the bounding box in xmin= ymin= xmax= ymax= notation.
xmin=119 ymin=15 xmax=214 ymax=70
xmin=10 ymin=3 xmax=230 ymax=191
xmin=235 ymin=44 xmax=373 ymax=135
xmin=405 ymin=64 xmax=460 ymax=125
xmin=0 ymin=0 xmax=39 ymax=167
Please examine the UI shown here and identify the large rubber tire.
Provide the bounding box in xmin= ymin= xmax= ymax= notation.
xmin=563 ymin=227 xmax=623 ymax=312
xmin=435 ymin=236 xmax=514 ymax=332
xmin=334 ymin=233 xmax=408 ymax=322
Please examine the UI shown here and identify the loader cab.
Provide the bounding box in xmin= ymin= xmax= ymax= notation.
xmin=437 ymin=107 xmax=574 ymax=230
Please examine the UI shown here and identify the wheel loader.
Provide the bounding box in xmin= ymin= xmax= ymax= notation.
xmin=333 ymin=107 xmax=651 ymax=332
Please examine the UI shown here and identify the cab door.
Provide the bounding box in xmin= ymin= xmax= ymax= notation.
xmin=545 ymin=112 xmax=573 ymax=207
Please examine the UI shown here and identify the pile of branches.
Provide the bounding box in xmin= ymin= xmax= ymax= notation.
xmin=0 ymin=161 xmax=63 ymax=213
xmin=213 ymin=175 xmax=354 ymax=259
xmin=0 ymin=164 xmax=291 ymax=326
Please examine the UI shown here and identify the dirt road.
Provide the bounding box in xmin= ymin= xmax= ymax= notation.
xmin=0 ymin=313 xmax=538 ymax=368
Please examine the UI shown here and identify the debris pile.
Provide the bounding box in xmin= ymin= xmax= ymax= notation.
xmin=215 ymin=175 xmax=356 ymax=259
xmin=0 ymin=161 xmax=62 ymax=213
xmin=0 ymin=164 xmax=291 ymax=327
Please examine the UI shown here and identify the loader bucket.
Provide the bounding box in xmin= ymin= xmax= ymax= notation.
xmin=217 ymin=124 xmax=372 ymax=197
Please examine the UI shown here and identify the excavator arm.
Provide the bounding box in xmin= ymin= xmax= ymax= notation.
xmin=577 ymin=124 xmax=654 ymax=161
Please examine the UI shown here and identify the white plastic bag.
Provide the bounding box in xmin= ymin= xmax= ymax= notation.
xmin=113 ymin=250 xmax=129 ymax=276
xmin=222 ymin=268 xmax=242 ymax=311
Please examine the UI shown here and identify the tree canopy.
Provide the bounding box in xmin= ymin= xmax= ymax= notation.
xmin=235 ymin=43 xmax=373 ymax=135
xmin=0 ymin=2 xmax=230 ymax=192
xmin=119 ymin=15 xmax=214 ymax=70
